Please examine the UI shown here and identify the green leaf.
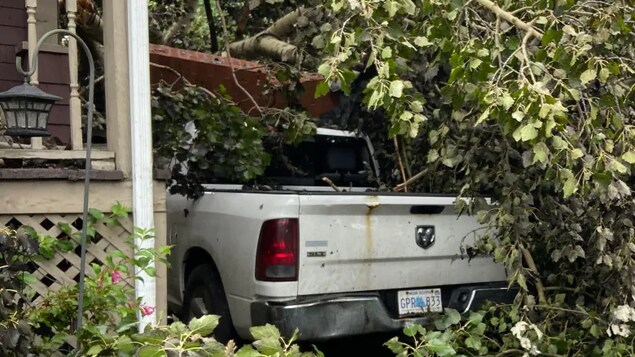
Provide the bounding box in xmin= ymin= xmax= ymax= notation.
xmin=476 ymin=108 xmax=491 ymax=125
xmin=465 ymin=336 xmax=482 ymax=351
xmin=445 ymin=308 xmax=461 ymax=326
xmin=414 ymin=36 xmax=433 ymax=47
xmin=599 ymin=67 xmax=610 ymax=83
xmin=20 ymin=272 xmax=37 ymax=284
xmin=57 ymin=222 xmax=73 ymax=234
xmin=621 ymin=151 xmax=635 ymax=164
xmin=427 ymin=339 xmax=456 ymax=356
xmin=571 ymin=148 xmax=583 ymax=160
xmin=389 ymin=80 xmax=405 ymax=98
xmin=477 ymin=48 xmax=489 ymax=57
xmin=468 ymin=311 xmax=484 ymax=326
xmin=235 ymin=346 xmax=262 ymax=357
xmin=563 ymin=178 xmax=577 ymax=198
xmin=520 ymin=124 xmax=538 ymax=142
xmin=403 ymin=324 xmax=419 ymax=337
xmin=86 ymin=345 xmax=103 ymax=356
xmin=250 ymin=324 xmax=281 ymax=340
xmin=590 ymin=324 xmax=600 ymax=338
xmin=500 ymin=94 xmax=514 ymax=110
xmin=314 ymin=81 xmax=330 ymax=99
xmin=401 ymin=0 xmax=416 ymax=15
xmin=114 ymin=335 xmax=135 ymax=353
xmin=384 ymin=337 xmax=406 ymax=354
xmin=400 ymin=111 xmax=413 ymax=121
xmin=533 ymin=142 xmax=550 ymax=164
xmin=542 ymin=29 xmax=562 ymax=46
xmin=428 ymin=149 xmax=439 ymax=163
xmin=580 ymin=69 xmax=597 ymax=85
xmin=469 ymin=58 xmax=483 ymax=70
xmin=381 ymin=47 xmax=393 ymax=59
xmin=539 ymin=104 xmax=552 ymax=119
xmin=610 ymin=160 xmax=628 ymax=174
xmin=410 ymin=100 xmax=424 ymax=113
xmin=512 ymin=111 xmax=524 ymax=121
xmin=383 ymin=0 xmax=399 ymax=17
xmin=188 ymin=315 xmax=219 ymax=337
xmin=552 ymin=136 xmax=567 ymax=150
xmin=317 ymin=63 xmax=330 ymax=77
xmin=253 ymin=336 xmax=282 ymax=355
xmin=137 ymin=346 xmax=166 ymax=357
xmin=536 ymin=16 xmax=549 ymax=24
xmin=517 ymin=273 xmax=527 ymax=290
xmin=56 ymin=239 xmax=74 ymax=253
xmin=88 ymin=208 xmax=105 ymax=220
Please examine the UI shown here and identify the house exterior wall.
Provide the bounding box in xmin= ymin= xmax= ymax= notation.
xmin=0 ymin=0 xmax=71 ymax=144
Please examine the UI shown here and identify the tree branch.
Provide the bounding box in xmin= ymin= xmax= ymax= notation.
xmin=229 ymin=35 xmax=299 ymax=63
xmin=76 ymin=0 xmax=103 ymax=43
xmin=215 ymin=0 xmax=263 ymax=115
xmin=227 ymin=7 xmax=321 ymax=64
xmin=162 ymin=0 xmax=199 ymax=45
xmin=203 ymin=0 xmax=219 ymax=53
xmin=520 ymin=245 xmax=547 ymax=304
xmin=393 ymin=136 xmax=408 ymax=192
xmin=473 ymin=0 xmax=543 ymax=39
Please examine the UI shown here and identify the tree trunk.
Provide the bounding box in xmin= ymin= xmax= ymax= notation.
xmin=203 ymin=0 xmax=219 ymax=53
xmin=229 ymin=34 xmax=299 ymax=63
xmin=227 ymin=6 xmax=320 ymax=64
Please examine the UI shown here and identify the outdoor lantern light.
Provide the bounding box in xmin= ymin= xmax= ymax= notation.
xmin=0 ymin=82 xmax=61 ymax=137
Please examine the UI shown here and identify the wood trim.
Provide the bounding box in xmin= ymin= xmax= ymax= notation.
xmin=0 ymin=149 xmax=115 ymax=160
xmin=0 ymin=168 xmax=124 ymax=180
xmin=16 ymin=41 xmax=69 ymax=55
xmin=0 ymin=180 xmax=167 ymax=214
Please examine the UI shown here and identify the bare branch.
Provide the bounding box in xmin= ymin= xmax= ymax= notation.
xmin=393 ymin=136 xmax=408 ymax=192
xmin=473 ymin=0 xmax=543 ymax=39
xmin=215 ymin=0 xmax=263 ymax=115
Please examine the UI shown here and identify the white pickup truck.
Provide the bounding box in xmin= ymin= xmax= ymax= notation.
xmin=166 ymin=128 xmax=513 ymax=342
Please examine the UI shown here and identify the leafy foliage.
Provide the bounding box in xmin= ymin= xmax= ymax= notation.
xmin=0 ymin=227 xmax=38 ymax=356
xmin=19 ymin=204 xmax=170 ymax=355
xmin=314 ymin=0 xmax=635 ymax=355
xmin=152 ymin=82 xmax=271 ymax=199
xmin=151 ymin=73 xmax=319 ymax=199
xmin=148 ymin=0 xmax=214 ymax=51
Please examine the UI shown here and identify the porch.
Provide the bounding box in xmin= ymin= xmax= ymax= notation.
xmin=0 ymin=0 xmax=167 ymax=320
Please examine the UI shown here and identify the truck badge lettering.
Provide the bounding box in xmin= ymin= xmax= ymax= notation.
xmin=307 ymin=251 xmax=326 ymax=257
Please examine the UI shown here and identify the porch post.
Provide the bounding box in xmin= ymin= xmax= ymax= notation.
xmin=103 ymin=1 xmax=132 ymax=176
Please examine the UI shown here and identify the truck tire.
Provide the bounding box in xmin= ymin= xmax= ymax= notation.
xmin=182 ymin=264 xmax=238 ymax=343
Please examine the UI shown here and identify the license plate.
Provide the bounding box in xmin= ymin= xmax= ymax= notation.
xmin=397 ymin=288 xmax=442 ymax=315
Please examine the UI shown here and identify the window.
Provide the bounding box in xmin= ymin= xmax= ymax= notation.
xmin=263 ymin=135 xmax=375 ymax=187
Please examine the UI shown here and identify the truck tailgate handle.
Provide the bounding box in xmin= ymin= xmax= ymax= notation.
xmin=410 ymin=205 xmax=445 ymax=214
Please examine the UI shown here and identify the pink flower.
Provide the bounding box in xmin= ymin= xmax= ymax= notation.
xmin=111 ymin=270 xmax=123 ymax=284
xmin=140 ymin=304 xmax=156 ymax=317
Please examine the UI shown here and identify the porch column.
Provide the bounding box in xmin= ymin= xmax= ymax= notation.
xmin=103 ymin=1 xmax=132 ymax=177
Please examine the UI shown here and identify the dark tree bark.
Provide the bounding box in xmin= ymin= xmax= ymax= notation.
xmin=203 ymin=0 xmax=219 ymax=53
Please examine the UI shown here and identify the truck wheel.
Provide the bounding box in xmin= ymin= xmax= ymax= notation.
xmin=182 ymin=264 xmax=238 ymax=343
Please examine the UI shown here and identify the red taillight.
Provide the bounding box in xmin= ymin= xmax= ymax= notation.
xmin=255 ymin=218 xmax=299 ymax=281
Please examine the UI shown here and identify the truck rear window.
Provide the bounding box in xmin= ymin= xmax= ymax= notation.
xmin=262 ymin=135 xmax=375 ymax=188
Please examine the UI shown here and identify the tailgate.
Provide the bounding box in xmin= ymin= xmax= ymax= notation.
xmin=297 ymin=194 xmax=507 ymax=296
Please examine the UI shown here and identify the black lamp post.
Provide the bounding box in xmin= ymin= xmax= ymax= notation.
xmin=1 ymin=29 xmax=96 ymax=349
